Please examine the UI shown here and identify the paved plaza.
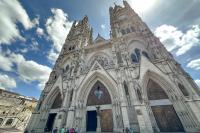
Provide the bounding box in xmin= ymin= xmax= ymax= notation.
xmin=0 ymin=128 xmax=22 ymax=133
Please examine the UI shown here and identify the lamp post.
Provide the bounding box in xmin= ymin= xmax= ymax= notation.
xmin=96 ymin=106 xmax=101 ymax=132
xmin=94 ymin=86 xmax=103 ymax=132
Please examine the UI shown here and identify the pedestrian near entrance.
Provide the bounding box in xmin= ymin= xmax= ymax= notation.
xmin=65 ymin=127 xmax=69 ymax=133
xmin=125 ymin=127 xmax=130 ymax=133
xmin=53 ymin=127 xmax=58 ymax=133
xmin=69 ymin=128 xmax=73 ymax=133
xmin=130 ymin=127 xmax=135 ymax=133
xmin=60 ymin=126 xmax=65 ymax=133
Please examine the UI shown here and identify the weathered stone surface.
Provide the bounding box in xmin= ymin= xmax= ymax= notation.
xmin=26 ymin=1 xmax=200 ymax=133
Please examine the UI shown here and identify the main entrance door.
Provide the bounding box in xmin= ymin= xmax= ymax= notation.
xmin=152 ymin=105 xmax=184 ymax=132
xmin=45 ymin=113 xmax=57 ymax=132
xmin=86 ymin=81 xmax=113 ymax=132
xmin=86 ymin=111 xmax=97 ymax=131
xmin=147 ymin=79 xmax=185 ymax=132
xmin=100 ymin=109 xmax=113 ymax=132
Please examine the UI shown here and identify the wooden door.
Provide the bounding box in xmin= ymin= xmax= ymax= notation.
xmin=100 ymin=109 xmax=113 ymax=132
xmin=152 ymin=105 xmax=184 ymax=132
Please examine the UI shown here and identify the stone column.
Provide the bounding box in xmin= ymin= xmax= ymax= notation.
xmin=66 ymin=89 xmax=76 ymax=128
xmin=112 ymin=102 xmax=119 ymax=132
xmin=134 ymin=105 xmax=154 ymax=133
xmin=129 ymin=82 xmax=154 ymax=133
xmin=96 ymin=106 xmax=101 ymax=132
xmin=38 ymin=110 xmax=49 ymax=132
xmin=118 ymin=83 xmax=130 ymax=128
xmin=54 ymin=109 xmax=66 ymax=128
xmin=187 ymin=99 xmax=200 ymax=123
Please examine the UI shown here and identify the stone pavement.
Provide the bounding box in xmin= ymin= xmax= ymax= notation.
xmin=0 ymin=128 xmax=22 ymax=133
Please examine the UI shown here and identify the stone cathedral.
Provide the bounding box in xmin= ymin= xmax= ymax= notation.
xmin=27 ymin=1 xmax=200 ymax=133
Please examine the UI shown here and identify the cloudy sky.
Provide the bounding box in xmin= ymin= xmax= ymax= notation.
xmin=0 ymin=0 xmax=200 ymax=99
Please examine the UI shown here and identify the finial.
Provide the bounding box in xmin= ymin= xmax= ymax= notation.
xmin=123 ymin=0 xmax=131 ymax=8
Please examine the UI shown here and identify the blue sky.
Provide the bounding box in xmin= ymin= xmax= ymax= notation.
xmin=0 ymin=0 xmax=200 ymax=99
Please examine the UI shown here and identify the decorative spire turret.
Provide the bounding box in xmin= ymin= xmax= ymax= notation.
xmin=109 ymin=1 xmax=148 ymax=38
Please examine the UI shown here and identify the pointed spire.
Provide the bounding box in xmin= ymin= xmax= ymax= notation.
xmin=94 ymin=33 xmax=105 ymax=43
xmin=72 ymin=21 xmax=77 ymax=27
xmin=83 ymin=15 xmax=88 ymax=22
xmin=123 ymin=0 xmax=131 ymax=9
xmin=89 ymin=28 xmax=93 ymax=45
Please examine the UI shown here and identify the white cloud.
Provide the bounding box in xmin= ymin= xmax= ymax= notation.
xmin=10 ymin=53 xmax=52 ymax=90
xmin=45 ymin=8 xmax=72 ymax=63
xmin=48 ymin=49 xmax=59 ymax=63
xmin=176 ymin=25 xmax=200 ymax=56
xmin=0 ymin=0 xmax=35 ymax=45
xmin=195 ymin=79 xmax=200 ymax=88
xmin=0 ymin=50 xmax=51 ymax=90
xmin=187 ymin=58 xmax=200 ymax=70
xmin=155 ymin=25 xmax=200 ymax=56
xmin=30 ymin=40 xmax=39 ymax=51
xmin=0 ymin=54 xmax=13 ymax=71
xmin=19 ymin=48 xmax=28 ymax=53
xmin=155 ymin=25 xmax=183 ymax=51
xmin=36 ymin=27 xmax=44 ymax=36
xmin=32 ymin=16 xmax=40 ymax=26
xmin=127 ymin=0 xmax=157 ymax=14
xmin=0 ymin=73 xmax=16 ymax=90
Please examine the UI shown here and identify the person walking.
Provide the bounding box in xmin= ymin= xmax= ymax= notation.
xmin=52 ymin=127 xmax=58 ymax=133
xmin=60 ymin=126 xmax=65 ymax=133
xmin=69 ymin=128 xmax=73 ymax=133
xmin=65 ymin=127 xmax=69 ymax=133
xmin=130 ymin=127 xmax=135 ymax=133
xmin=125 ymin=127 xmax=130 ymax=133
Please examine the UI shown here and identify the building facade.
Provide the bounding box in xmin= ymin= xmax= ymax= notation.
xmin=27 ymin=1 xmax=200 ymax=133
xmin=0 ymin=89 xmax=37 ymax=131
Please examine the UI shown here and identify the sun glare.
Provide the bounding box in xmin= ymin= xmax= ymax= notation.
xmin=128 ymin=0 xmax=157 ymax=13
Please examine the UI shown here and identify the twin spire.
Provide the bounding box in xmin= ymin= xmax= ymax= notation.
xmin=66 ymin=0 xmax=134 ymax=44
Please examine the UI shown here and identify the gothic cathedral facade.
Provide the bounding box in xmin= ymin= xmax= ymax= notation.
xmin=27 ymin=1 xmax=200 ymax=133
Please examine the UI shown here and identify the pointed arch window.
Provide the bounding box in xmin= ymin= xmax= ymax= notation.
xmin=178 ymin=83 xmax=189 ymax=97
xmin=130 ymin=48 xmax=141 ymax=63
xmin=116 ymin=52 xmax=123 ymax=64
xmin=131 ymin=53 xmax=138 ymax=63
xmin=5 ymin=119 xmax=13 ymax=126
xmin=65 ymin=65 xmax=69 ymax=72
xmin=131 ymin=27 xmax=135 ymax=32
xmin=69 ymin=90 xmax=74 ymax=103
xmin=135 ymin=48 xmax=141 ymax=61
xmin=123 ymin=81 xmax=129 ymax=96
xmin=121 ymin=29 xmax=126 ymax=35
xmin=51 ymin=92 xmax=62 ymax=109
xmin=0 ymin=118 xmax=3 ymax=125
xmin=142 ymin=51 xmax=150 ymax=59
xmin=147 ymin=79 xmax=168 ymax=100
xmin=126 ymin=28 xmax=131 ymax=33
xmin=137 ymin=89 xmax=142 ymax=102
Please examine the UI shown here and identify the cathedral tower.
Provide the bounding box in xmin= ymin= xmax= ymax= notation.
xmin=27 ymin=1 xmax=200 ymax=133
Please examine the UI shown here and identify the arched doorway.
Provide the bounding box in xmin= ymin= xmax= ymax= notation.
xmin=45 ymin=91 xmax=62 ymax=132
xmin=86 ymin=81 xmax=113 ymax=132
xmin=0 ymin=118 xmax=3 ymax=125
xmin=5 ymin=119 xmax=13 ymax=126
xmin=147 ymin=79 xmax=184 ymax=132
